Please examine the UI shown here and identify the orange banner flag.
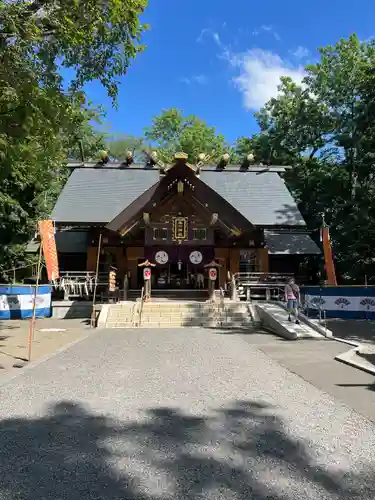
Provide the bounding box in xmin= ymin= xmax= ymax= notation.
xmin=321 ymin=226 xmax=337 ymax=286
xmin=38 ymin=220 xmax=59 ymax=281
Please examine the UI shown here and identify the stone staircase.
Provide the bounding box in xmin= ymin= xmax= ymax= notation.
xmin=105 ymin=302 xmax=136 ymax=328
xmin=127 ymin=289 xmax=208 ymax=301
xmin=104 ymin=301 xmax=254 ymax=329
xmin=139 ymin=302 xmax=215 ymax=328
xmin=216 ymin=302 xmax=255 ymax=329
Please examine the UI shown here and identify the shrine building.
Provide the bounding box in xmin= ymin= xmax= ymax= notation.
xmin=50 ymin=152 xmax=320 ymax=291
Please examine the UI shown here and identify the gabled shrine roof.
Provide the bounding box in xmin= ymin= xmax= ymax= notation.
xmin=199 ymin=168 xmax=305 ymax=226
xmin=51 ymin=168 xmax=159 ymax=224
xmin=52 ymin=162 xmax=306 ymax=227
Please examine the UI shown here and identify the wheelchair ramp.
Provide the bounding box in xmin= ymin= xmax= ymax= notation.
xmin=255 ymin=302 xmax=326 ymax=340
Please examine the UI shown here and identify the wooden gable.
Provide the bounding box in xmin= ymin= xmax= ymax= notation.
xmin=106 ymin=161 xmax=255 ymax=238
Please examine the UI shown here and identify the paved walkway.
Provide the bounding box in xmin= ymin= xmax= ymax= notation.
xmin=238 ymin=331 xmax=375 ymax=422
xmin=0 ymin=327 xmax=375 ymax=499
xmin=327 ymin=319 xmax=375 ymax=345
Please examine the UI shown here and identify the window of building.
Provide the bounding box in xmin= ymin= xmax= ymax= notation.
xmin=192 ymin=228 xmax=207 ymax=241
xmin=239 ymin=250 xmax=259 ymax=273
xmin=153 ymin=228 xmax=169 ymax=241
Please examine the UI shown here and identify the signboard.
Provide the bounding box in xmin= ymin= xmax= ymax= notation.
xmin=0 ymin=285 xmax=52 ymax=319
xmin=172 ymin=216 xmax=188 ymax=243
xmin=38 ymin=220 xmax=59 ymax=281
xmin=209 ymin=268 xmax=217 ymax=281
xmin=143 ymin=267 xmax=151 ymax=280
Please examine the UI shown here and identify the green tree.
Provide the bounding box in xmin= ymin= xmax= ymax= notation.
xmin=238 ymin=34 xmax=375 ymax=281
xmin=144 ymin=108 xmax=229 ymax=163
xmin=0 ymin=0 xmax=149 ymax=277
xmin=0 ymin=0 xmax=148 ymax=99
xmin=105 ymin=134 xmax=147 ymax=162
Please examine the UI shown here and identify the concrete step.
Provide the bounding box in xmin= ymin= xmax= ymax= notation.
xmin=107 ymin=313 xmax=133 ymax=318
xmin=106 ymin=323 xmax=134 ymax=328
xmin=141 ymin=307 xmax=211 ymax=312
xmin=140 ymin=313 xmax=210 ymax=318
xmin=139 ymin=322 xmax=218 ymax=328
xmin=107 ymin=317 xmax=133 ymax=323
xmin=105 ymin=301 xmax=254 ymax=329
xmin=220 ymin=323 xmax=253 ymax=328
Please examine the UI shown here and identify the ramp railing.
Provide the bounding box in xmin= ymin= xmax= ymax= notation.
xmin=269 ymin=286 xmax=329 ymax=333
xmin=232 ymin=273 xmax=293 ymax=301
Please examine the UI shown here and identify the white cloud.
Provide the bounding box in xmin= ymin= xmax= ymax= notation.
xmin=196 ymin=28 xmax=210 ymax=43
xmin=197 ymin=28 xmax=223 ymax=48
xmin=252 ymin=25 xmax=281 ymax=41
xmin=227 ymin=49 xmax=305 ymax=110
xmin=180 ymin=75 xmax=208 ymax=85
xmin=291 ymin=45 xmax=310 ymax=60
xmin=212 ymin=32 xmax=222 ymax=47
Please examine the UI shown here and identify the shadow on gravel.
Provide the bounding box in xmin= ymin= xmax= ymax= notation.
xmin=0 ymin=400 xmax=372 ymax=499
xmin=337 ymin=383 xmax=375 ymax=392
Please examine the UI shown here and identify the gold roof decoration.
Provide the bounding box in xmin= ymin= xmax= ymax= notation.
xmin=163 ymin=151 xmax=196 ymax=173
xmin=174 ymin=152 xmax=188 ymax=161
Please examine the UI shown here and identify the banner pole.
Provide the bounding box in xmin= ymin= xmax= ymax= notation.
xmin=91 ymin=233 xmax=102 ymax=328
xmin=28 ymin=241 xmax=43 ymax=361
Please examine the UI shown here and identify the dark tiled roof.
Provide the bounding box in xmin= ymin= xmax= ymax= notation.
xmin=52 ymin=168 xmax=160 ymax=223
xmin=52 ymin=164 xmax=305 ymax=227
xmin=200 ymin=164 xmax=289 ymax=172
xmin=265 ymin=230 xmax=321 ymax=255
xmin=199 ymin=169 xmax=305 ymax=226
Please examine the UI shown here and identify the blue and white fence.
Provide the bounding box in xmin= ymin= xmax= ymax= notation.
xmin=0 ymin=285 xmax=52 ymax=320
xmin=301 ymin=286 xmax=375 ymax=320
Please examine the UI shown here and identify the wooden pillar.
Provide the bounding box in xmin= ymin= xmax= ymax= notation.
xmin=126 ymin=247 xmax=144 ymax=289
xmin=115 ymin=248 xmax=126 ymax=279
xmin=87 ymin=247 xmax=97 ymax=272
xmin=229 ymin=248 xmax=240 ymax=277
xmin=258 ymin=248 xmax=269 ymax=273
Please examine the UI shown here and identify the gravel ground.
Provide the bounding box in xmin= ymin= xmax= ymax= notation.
xmin=0 ymin=327 xmax=374 ymax=500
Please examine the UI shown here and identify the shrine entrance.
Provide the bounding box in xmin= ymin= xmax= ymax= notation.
xmin=149 ymin=252 xmax=205 ymax=290
xmin=154 ymin=261 xmax=190 ymax=289
xmin=106 ymin=158 xmax=258 ymax=295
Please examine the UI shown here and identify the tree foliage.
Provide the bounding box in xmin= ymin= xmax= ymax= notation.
xmin=105 ymin=134 xmax=147 ymax=162
xmin=144 ymin=108 xmax=229 ymax=163
xmin=0 ymin=0 xmax=148 ymax=276
xmin=236 ymin=34 xmax=375 ymax=281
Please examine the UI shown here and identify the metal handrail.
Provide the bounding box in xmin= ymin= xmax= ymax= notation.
xmin=130 ymin=301 xmax=137 ymax=327
xmin=219 ymin=287 xmax=227 ymax=324
xmin=137 ymin=287 xmax=145 ymax=327
xmin=234 ymin=272 xmax=293 ymax=285
xmin=123 ymin=275 xmax=129 ymax=301
xmin=1 ymin=262 xmax=39 ymax=275
xmin=273 ymin=287 xmax=328 ymax=332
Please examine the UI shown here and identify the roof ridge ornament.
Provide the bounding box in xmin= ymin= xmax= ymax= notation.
xmin=164 ymin=151 xmax=198 ymax=173
xmin=216 ymin=153 xmax=230 ymax=170
xmin=174 ymin=152 xmax=188 ymax=161
xmin=195 ymin=151 xmax=214 ymax=176
xmin=241 ymin=153 xmax=255 ymax=170
xmin=143 ymin=150 xmax=165 ymax=171
xmin=96 ymin=150 xmax=109 ymax=166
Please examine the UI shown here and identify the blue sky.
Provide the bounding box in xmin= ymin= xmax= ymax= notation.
xmin=83 ymin=0 xmax=375 ymax=144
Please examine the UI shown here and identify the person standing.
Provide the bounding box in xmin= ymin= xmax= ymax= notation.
xmin=284 ymin=278 xmax=300 ymax=324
